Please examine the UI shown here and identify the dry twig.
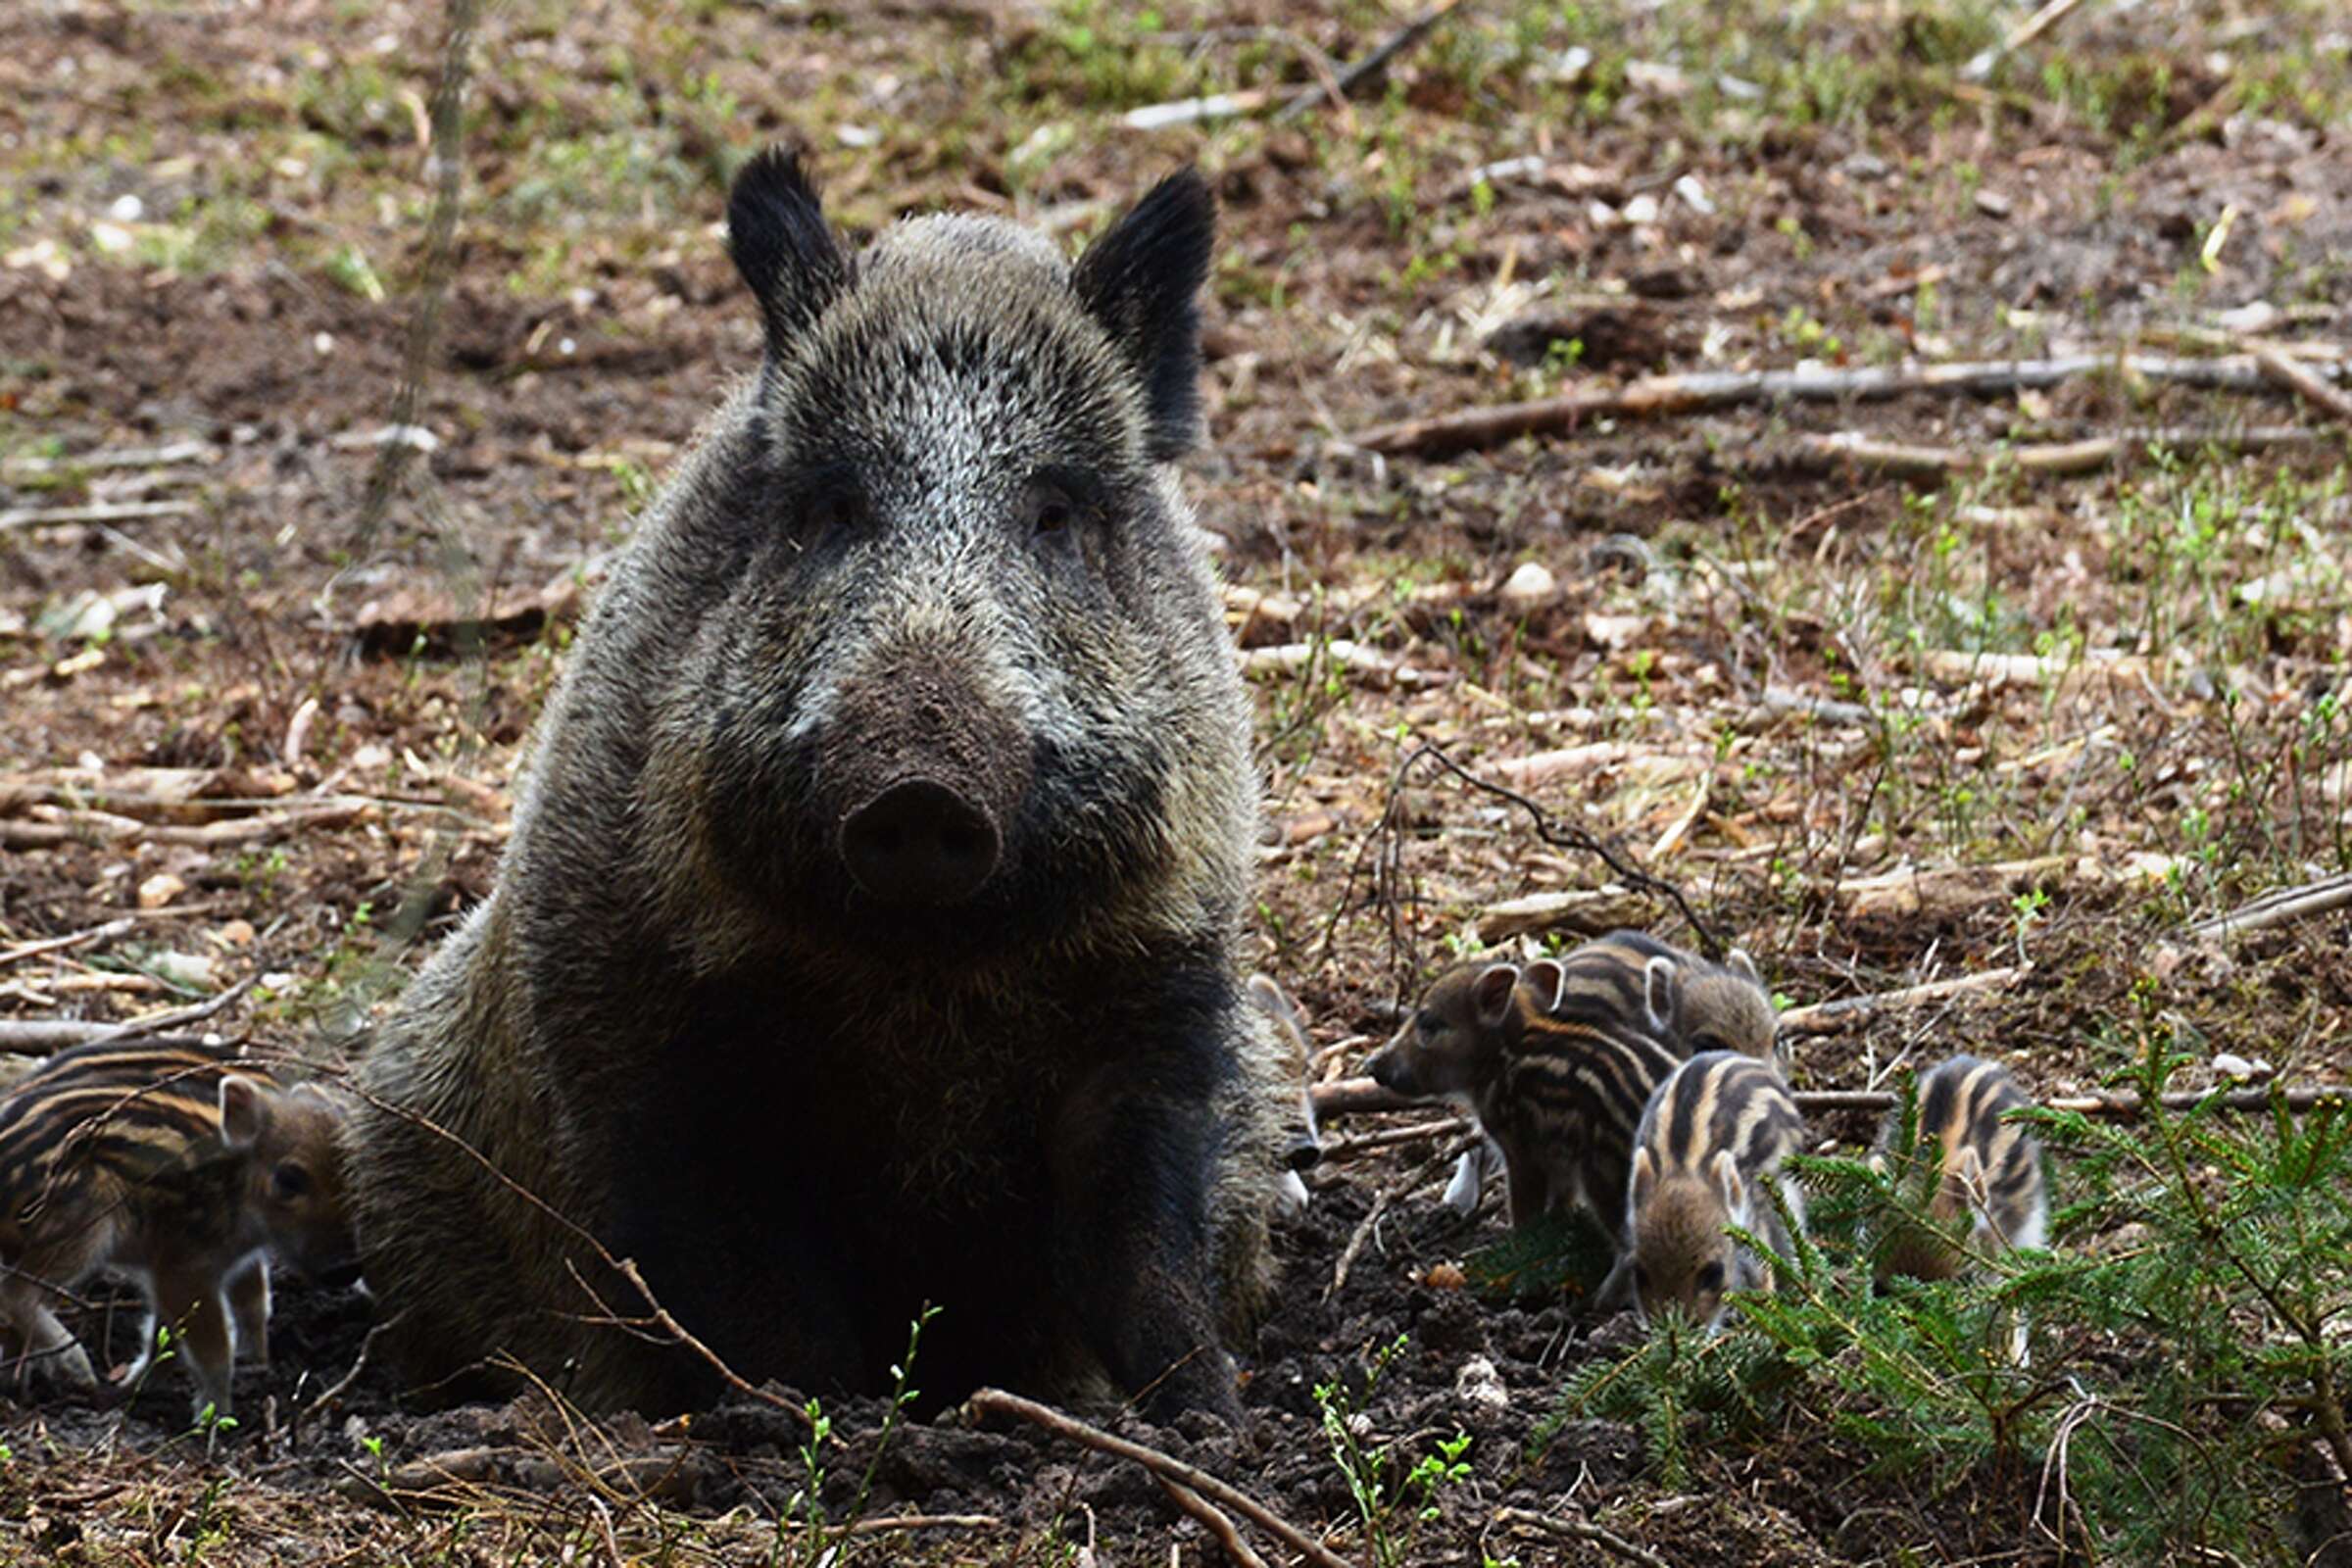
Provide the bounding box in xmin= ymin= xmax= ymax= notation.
xmin=967 ymin=1389 xmax=1350 ymax=1568
xmin=2186 ymin=872 xmax=2352 ymax=942
xmin=1961 ymin=0 xmax=2095 ymax=81
xmin=0 ymin=500 xmax=200 ymax=533
xmin=1776 ymin=965 xmax=2028 ymax=1037
xmin=1157 ymin=1477 xmax=1271 ymax=1568
xmin=1351 ymin=354 xmax=2352 ymax=457
xmin=1493 ymin=1506 xmax=1672 ymax=1568
xmin=2253 ymin=348 xmax=2352 ymax=429
xmin=0 ymin=979 xmax=258 ymax=1054
xmin=1277 ymin=0 xmax=1470 ymax=121
xmin=1792 ymin=424 xmax=2326 ymax=478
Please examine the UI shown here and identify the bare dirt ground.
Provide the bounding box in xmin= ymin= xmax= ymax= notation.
xmin=2 ymin=0 xmax=2349 ymax=1562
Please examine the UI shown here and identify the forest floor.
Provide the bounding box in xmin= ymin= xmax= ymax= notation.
xmin=2 ymin=0 xmax=2349 ymax=1563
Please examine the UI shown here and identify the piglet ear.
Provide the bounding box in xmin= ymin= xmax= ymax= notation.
xmin=1630 ymin=1146 xmax=1658 ymax=1211
xmin=218 ymin=1076 xmax=268 ymax=1149
xmin=1727 ymin=948 xmax=1763 ymax=987
xmin=1711 ymin=1148 xmax=1749 ymax=1225
xmin=1470 ymin=963 xmax=1521 ymax=1031
xmin=728 ymin=145 xmax=853 ymax=360
xmin=1522 ymin=958 xmax=1567 ymax=1014
xmin=1071 ymin=170 xmax=1215 ymax=461
xmin=1644 ymin=956 xmax=1678 ymax=1034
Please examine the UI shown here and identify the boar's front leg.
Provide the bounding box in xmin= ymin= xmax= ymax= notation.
xmin=1048 ymin=1052 xmax=1235 ymax=1419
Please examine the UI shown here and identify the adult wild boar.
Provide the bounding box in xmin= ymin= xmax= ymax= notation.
xmin=351 ymin=149 xmax=1288 ymax=1417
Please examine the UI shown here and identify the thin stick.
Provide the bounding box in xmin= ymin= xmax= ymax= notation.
xmin=303 ymin=1319 xmax=396 ymax=1423
xmin=1350 ymin=354 xmax=2351 ymax=457
xmin=0 ymin=803 xmax=366 ymax=850
xmin=1315 ymin=1115 xmax=1473 ymax=1164
xmin=2186 ymin=872 xmax=2352 ymax=941
xmin=2253 ymin=348 xmax=2352 ymax=429
xmin=0 ymin=978 xmax=258 ymax=1054
xmin=1493 ymin=1507 xmax=1672 ymax=1568
xmin=1777 ymin=965 xmax=2027 ymax=1036
xmin=0 ymin=918 xmax=138 ymax=970
xmin=844 ymin=1514 xmax=1002 ymax=1538
xmin=1 ymin=440 xmax=212 ymax=477
xmin=1961 ymin=0 xmax=2094 ymax=81
xmin=1277 ymin=0 xmax=1469 ymax=122
xmin=1792 ymin=425 xmax=2325 ymax=478
xmin=1156 ymin=1477 xmax=1271 ymax=1568
xmin=0 ymin=500 xmax=199 ymax=533
xmin=967 ymin=1389 xmax=1352 ymax=1568
xmin=1306 ymin=1076 xmax=2350 ymax=1121
xmin=1328 ymin=1180 xmax=1399 ymax=1301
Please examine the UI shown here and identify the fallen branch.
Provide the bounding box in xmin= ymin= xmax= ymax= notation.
xmin=0 ymin=980 xmax=257 ymax=1055
xmin=1157 ymin=1477 xmax=1271 ymax=1568
xmin=0 ymin=500 xmax=200 ymax=533
xmin=1351 ymin=354 xmax=2352 ymax=457
xmin=1311 ymin=1077 xmax=1420 ymax=1117
xmin=843 ymin=1514 xmax=1003 ymax=1539
xmin=1 ymin=439 xmax=213 ymax=477
xmin=2186 ymin=872 xmax=2352 ymax=942
xmin=1315 ymin=1115 xmax=1473 ymax=1164
xmin=1277 ymin=0 xmax=1469 ymax=121
xmin=1792 ymin=424 xmax=2327 ymax=478
xmin=2254 ymin=347 xmax=2352 ymax=429
xmin=0 ymin=802 xmax=366 ymax=850
xmin=1777 ymin=965 xmax=2027 ymax=1036
xmin=0 ymin=917 xmax=138 ymax=970
xmin=969 ymin=1389 xmax=1350 ymax=1568
xmin=1494 ymin=1506 xmax=1672 ymax=1568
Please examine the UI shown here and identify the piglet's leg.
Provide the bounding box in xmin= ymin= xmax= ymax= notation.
xmin=228 ymin=1257 xmax=271 ymax=1369
xmin=148 ymin=1266 xmax=236 ymax=1421
xmin=11 ymin=1298 xmax=97 ymax=1394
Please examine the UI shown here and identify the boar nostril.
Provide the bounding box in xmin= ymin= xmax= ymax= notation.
xmin=839 ymin=777 xmax=1003 ymax=905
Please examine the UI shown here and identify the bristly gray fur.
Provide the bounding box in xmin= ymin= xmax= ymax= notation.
xmin=350 ymin=152 xmax=1288 ymax=1415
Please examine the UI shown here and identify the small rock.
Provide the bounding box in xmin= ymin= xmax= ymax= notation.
xmin=1499 ymin=561 xmax=1558 ymax=612
xmin=1974 ymin=188 xmax=2014 ymax=219
xmin=1623 ymin=192 xmax=1662 ymax=226
xmin=1454 ymin=1355 xmax=1509 ymax=1413
xmin=1672 ymin=173 xmax=1715 ymax=216
xmin=107 ymin=193 xmax=146 ymax=222
xmin=216 ymin=919 xmax=257 ymax=948
xmin=136 ymin=872 xmax=184 ymax=910
xmin=1424 ymin=1261 xmax=1468 ymax=1292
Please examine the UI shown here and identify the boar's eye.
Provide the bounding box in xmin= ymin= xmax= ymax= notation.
xmin=1023 ymin=474 xmax=1100 ymax=544
xmin=1696 ymin=1261 xmax=1726 ymax=1295
xmin=1031 ymin=492 xmax=1076 ymax=537
xmin=271 ymin=1162 xmax=313 ymax=1201
xmin=795 ymin=468 xmax=870 ymax=542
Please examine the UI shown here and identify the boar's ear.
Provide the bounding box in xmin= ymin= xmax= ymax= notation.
xmin=1071 ymin=169 xmax=1215 ymax=462
xmin=728 ymin=145 xmax=852 ymax=359
xmin=1629 ymin=1146 xmax=1658 ymax=1211
xmin=218 ymin=1075 xmax=269 ymax=1149
xmin=1727 ymin=948 xmax=1763 ymax=987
